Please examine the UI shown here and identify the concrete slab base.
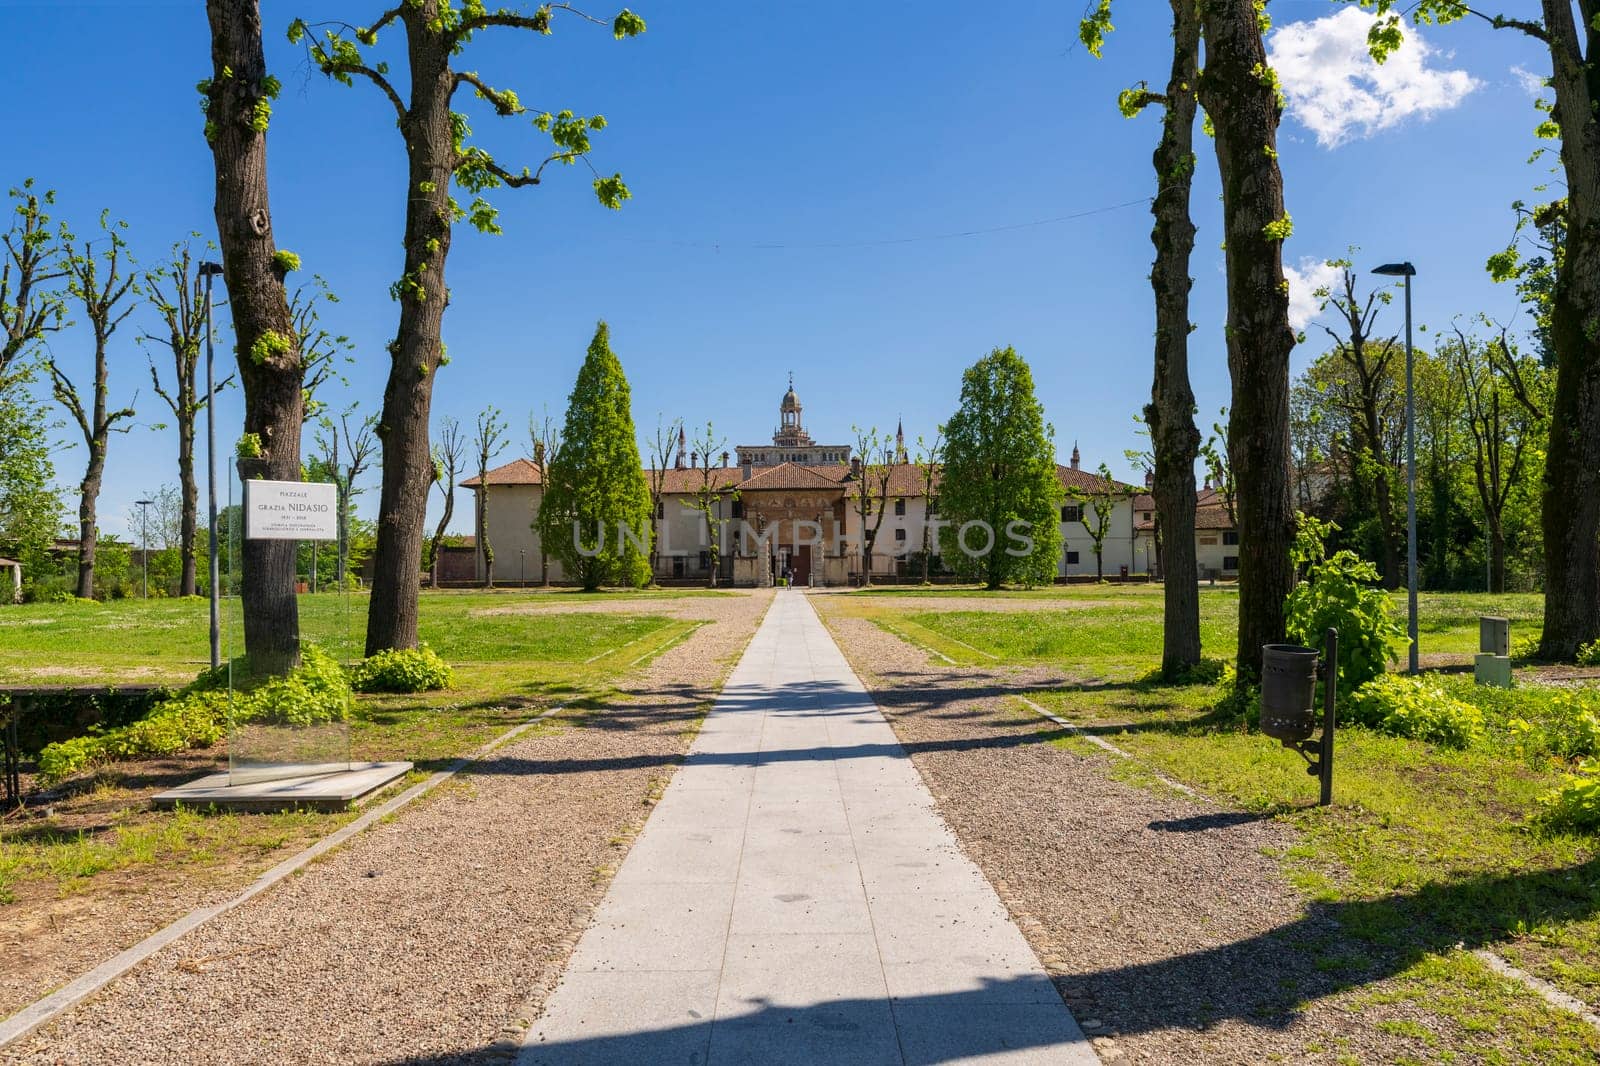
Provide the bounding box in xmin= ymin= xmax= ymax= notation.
xmin=152 ymin=761 xmax=413 ymax=812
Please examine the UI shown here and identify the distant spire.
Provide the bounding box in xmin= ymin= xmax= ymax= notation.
xmin=1070 ymin=441 xmax=1081 ymax=471
xmin=675 ymin=425 xmax=686 ymax=470
xmin=895 ymin=416 xmax=907 ymax=463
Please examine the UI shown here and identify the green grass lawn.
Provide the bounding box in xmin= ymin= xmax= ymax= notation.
xmin=837 ymin=584 xmax=1545 ymax=676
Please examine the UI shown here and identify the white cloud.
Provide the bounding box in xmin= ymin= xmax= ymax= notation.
xmin=1511 ymin=64 xmax=1547 ymax=97
xmin=1283 ymin=257 xmax=1342 ymax=332
xmin=1267 ymin=8 xmax=1480 ymax=148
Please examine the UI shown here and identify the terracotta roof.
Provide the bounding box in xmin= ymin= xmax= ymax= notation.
xmin=1055 ymin=465 xmax=1139 ymax=495
xmin=739 ymin=462 xmax=846 ymax=492
xmin=462 ymin=457 xmax=541 ymax=488
xmin=648 ymin=467 xmax=743 ymax=494
xmin=1195 ymin=504 xmax=1235 ymax=530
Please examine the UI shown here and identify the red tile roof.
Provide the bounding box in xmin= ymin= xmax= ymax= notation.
xmin=461 ymin=457 xmax=541 ymax=488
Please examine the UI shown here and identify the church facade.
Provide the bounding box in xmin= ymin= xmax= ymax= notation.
xmin=462 ymin=380 xmax=1149 ymax=586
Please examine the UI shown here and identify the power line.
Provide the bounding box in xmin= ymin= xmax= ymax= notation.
xmin=611 ymin=195 xmax=1155 ymax=252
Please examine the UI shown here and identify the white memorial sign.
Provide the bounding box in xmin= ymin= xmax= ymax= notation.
xmin=245 ymin=480 xmax=339 ymax=540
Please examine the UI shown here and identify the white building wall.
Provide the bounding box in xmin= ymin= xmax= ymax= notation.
xmin=1057 ymin=498 xmax=1142 ymax=578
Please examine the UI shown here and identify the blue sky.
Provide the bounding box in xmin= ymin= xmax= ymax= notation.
xmin=0 ymin=0 xmax=1556 ymax=538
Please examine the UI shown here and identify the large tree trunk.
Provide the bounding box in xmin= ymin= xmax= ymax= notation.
xmin=74 ymin=446 xmax=104 ymax=599
xmin=1147 ymin=0 xmax=1204 ymax=675
xmin=478 ymin=485 xmax=493 ymax=589
xmin=366 ymin=23 xmax=453 ymax=654
xmin=207 ymin=0 xmax=303 ymax=675
xmin=178 ymin=415 xmax=198 ymax=596
xmin=1199 ymin=0 xmax=1297 ymax=681
xmin=1361 ymin=396 xmax=1402 ymax=590
xmin=1538 ymin=0 xmax=1600 ymax=658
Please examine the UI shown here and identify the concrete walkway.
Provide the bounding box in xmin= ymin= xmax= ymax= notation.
xmin=520 ymin=591 xmax=1097 ymax=1065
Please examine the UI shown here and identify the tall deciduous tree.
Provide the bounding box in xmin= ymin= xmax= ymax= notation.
xmin=1360 ymin=1 xmax=1600 ymax=657
xmin=528 ymin=409 xmax=561 ymax=586
xmin=682 ymin=423 xmax=734 ymax=588
xmin=0 ymin=382 xmax=60 ymax=582
xmin=1082 ymin=0 xmax=1204 ymax=673
xmin=205 ymin=0 xmax=307 ymax=672
xmin=644 ymin=413 xmax=682 ymax=582
xmin=913 ymin=430 xmax=943 ymax=585
xmin=845 ymin=426 xmax=895 ymax=587
xmin=294 ymin=2 xmax=644 ymax=651
xmin=472 ymin=405 xmax=508 ymax=588
xmin=938 ymin=346 xmax=1062 ymax=589
xmin=2 ymin=181 xmax=67 ymax=386
xmin=143 ymin=241 xmax=229 ymax=596
xmin=49 ymin=215 xmax=139 ymax=600
xmin=1198 ymin=0 xmax=1298 ymax=679
xmin=425 ymin=414 xmax=465 ymax=587
xmin=1068 ymin=463 xmax=1123 ymax=583
xmin=1315 ymin=263 xmax=1403 ymax=590
xmin=1448 ymin=323 xmax=1549 ymax=593
xmin=312 ymin=405 xmax=379 ymax=590
xmin=537 ymin=322 xmax=651 ymax=591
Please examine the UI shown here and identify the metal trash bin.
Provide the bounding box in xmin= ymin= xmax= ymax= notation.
xmin=1261 ymin=643 xmax=1320 ymax=746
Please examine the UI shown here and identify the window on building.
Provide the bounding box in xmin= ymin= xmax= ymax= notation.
xmin=732 ymin=500 xmax=744 ymax=519
xmin=698 ymin=551 xmax=710 ymax=571
xmin=1223 ymin=555 xmax=1239 ymax=571
xmin=1065 ymin=550 xmax=1080 ymax=565
xmin=1062 ymin=504 xmax=1082 ymax=523
xmin=1142 ymin=511 xmax=1152 ymax=522
xmin=928 ymin=497 xmax=938 ymax=514
xmin=1223 ymin=530 xmax=1239 ymax=545
xmin=894 ymin=527 xmax=907 ymax=542
xmin=894 ymin=498 xmax=906 ymax=516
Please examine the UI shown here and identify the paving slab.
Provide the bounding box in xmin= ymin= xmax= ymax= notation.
xmin=519 ymin=591 xmax=1098 ymax=1065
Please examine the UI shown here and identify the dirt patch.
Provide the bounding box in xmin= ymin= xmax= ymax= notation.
xmin=5 ymin=590 xmax=771 ymax=1065
xmin=814 ymin=600 xmax=1568 ymax=1064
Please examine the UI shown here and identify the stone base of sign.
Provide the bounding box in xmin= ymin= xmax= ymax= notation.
xmin=1474 ymin=653 xmax=1513 ymax=689
xmin=152 ymin=761 xmax=413 ymax=812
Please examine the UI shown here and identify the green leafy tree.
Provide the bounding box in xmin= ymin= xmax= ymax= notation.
xmin=2 ymin=180 xmax=67 ymax=386
xmin=1356 ymin=1 xmax=1600 ymax=657
xmin=537 ymin=322 xmax=651 ymax=590
xmin=1285 ymin=513 xmax=1406 ymax=694
xmin=292 ymin=1 xmax=645 ymax=650
xmin=0 ymin=377 xmax=61 ymax=582
xmin=311 ymin=405 xmax=380 ymax=590
xmin=937 ymin=346 xmax=1062 ymax=589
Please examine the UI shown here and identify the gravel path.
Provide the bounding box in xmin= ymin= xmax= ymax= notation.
xmin=812 ymin=600 xmax=1549 ymax=1064
xmin=5 ymin=590 xmax=772 ymax=1066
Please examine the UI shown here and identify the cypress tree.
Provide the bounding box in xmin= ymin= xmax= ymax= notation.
xmin=938 ymin=346 xmax=1063 ymax=589
xmin=538 ymin=322 xmax=652 ymax=590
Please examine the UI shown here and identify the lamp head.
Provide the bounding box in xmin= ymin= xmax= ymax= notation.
xmin=1372 ymin=262 xmax=1416 ymax=277
xmin=199 ymin=261 xmax=224 ymax=278
xmin=135 ymin=499 xmax=153 ymax=506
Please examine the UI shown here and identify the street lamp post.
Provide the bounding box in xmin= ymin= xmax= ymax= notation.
xmin=520 ymin=549 xmax=526 ymax=587
xmin=1373 ymin=261 xmax=1418 ymax=675
xmin=200 ymin=261 xmax=224 ymax=670
xmin=135 ymin=498 xmax=153 ymax=598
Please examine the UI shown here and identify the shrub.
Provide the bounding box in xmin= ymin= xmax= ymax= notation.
xmin=1346 ymin=675 xmax=1484 ymax=750
xmin=1509 ymin=689 xmax=1600 ymax=763
xmin=1578 ymin=640 xmax=1600 ymax=667
xmin=1284 ymin=515 xmax=1406 ymax=693
xmin=349 ymin=644 xmax=454 ymax=694
xmin=36 ymin=689 xmax=231 ymax=783
xmin=34 ymin=646 xmax=350 ymax=783
xmin=1535 ymin=762 xmax=1600 ymax=832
